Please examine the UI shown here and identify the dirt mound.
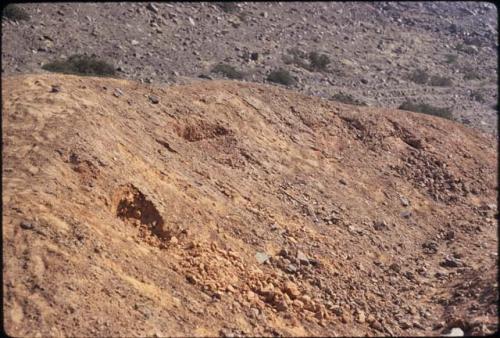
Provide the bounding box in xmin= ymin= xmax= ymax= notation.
xmin=2 ymin=74 xmax=497 ymax=337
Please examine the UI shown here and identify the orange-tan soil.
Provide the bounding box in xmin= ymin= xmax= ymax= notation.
xmin=2 ymin=74 xmax=497 ymax=337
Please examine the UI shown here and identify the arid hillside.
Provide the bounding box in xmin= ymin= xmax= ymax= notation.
xmin=2 ymin=74 xmax=498 ymax=337
xmin=1 ymin=2 xmax=498 ymax=134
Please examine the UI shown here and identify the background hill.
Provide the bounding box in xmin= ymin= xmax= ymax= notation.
xmin=1 ymin=2 xmax=498 ymax=134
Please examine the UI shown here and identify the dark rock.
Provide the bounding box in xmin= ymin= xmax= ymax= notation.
xmin=147 ymin=3 xmax=159 ymax=14
xmin=20 ymin=221 xmax=33 ymax=230
xmin=389 ymin=263 xmax=401 ymax=272
xmin=443 ymin=230 xmax=455 ymax=241
xmin=422 ymin=240 xmax=439 ymax=254
xmin=278 ymin=248 xmax=289 ymax=258
xmin=440 ymin=256 xmax=461 ymax=268
xmin=198 ymin=74 xmax=213 ymax=80
xmin=186 ymin=274 xmax=196 ymax=284
xmin=309 ymin=258 xmax=319 ymax=267
xmin=148 ymin=95 xmax=160 ymax=104
xmin=373 ymin=220 xmax=388 ymax=230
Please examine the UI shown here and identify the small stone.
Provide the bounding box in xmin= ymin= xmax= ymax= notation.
xmin=149 ymin=95 xmax=160 ymax=104
xmin=50 ymin=85 xmax=61 ymax=93
xmin=186 ymin=274 xmax=196 ymax=284
xmin=297 ymin=250 xmax=309 ymax=265
xmin=212 ymin=291 xmax=222 ymax=300
xmin=20 ymin=221 xmax=33 ymax=230
xmin=339 ymin=178 xmax=347 ymax=185
xmin=131 ymin=39 xmax=139 ymax=46
xmin=435 ymin=271 xmax=447 ymax=279
xmin=279 ymin=248 xmax=289 ymax=257
xmin=371 ymin=320 xmax=384 ymax=332
xmin=400 ymin=210 xmax=412 ymax=218
xmin=147 ymin=3 xmax=159 ymax=13
xmin=275 ymin=300 xmax=288 ymax=311
xmin=309 ymin=258 xmax=319 ymax=267
xmin=373 ymin=220 xmax=388 ymax=230
xmin=170 ymin=236 xmax=178 ymax=245
xmin=444 ymin=327 xmax=464 ymax=337
xmin=399 ymin=320 xmax=411 ymax=329
xmin=400 ymin=196 xmax=410 ymax=206
xmin=366 ymin=314 xmax=375 ymax=323
xmin=198 ymin=74 xmax=213 ymax=80
xmin=422 ymin=240 xmax=439 ymax=253
xmin=255 ymin=252 xmax=270 ymax=264
xmin=283 ymin=281 xmax=301 ymax=299
xmin=440 ymin=256 xmax=461 ymax=268
xmin=113 ymin=88 xmax=123 ymax=97
xmin=356 ymin=310 xmax=366 ymax=323
xmin=188 ymin=17 xmax=195 ymax=26
xmin=389 ymin=263 xmax=401 ymax=272
xmin=286 ymin=264 xmax=298 ymax=273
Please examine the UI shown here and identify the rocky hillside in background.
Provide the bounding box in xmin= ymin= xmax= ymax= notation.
xmin=2 ymin=73 xmax=498 ymax=337
xmin=1 ymin=2 xmax=498 ymax=134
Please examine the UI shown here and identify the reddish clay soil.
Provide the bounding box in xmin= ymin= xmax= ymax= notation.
xmin=2 ymin=74 xmax=498 ymax=337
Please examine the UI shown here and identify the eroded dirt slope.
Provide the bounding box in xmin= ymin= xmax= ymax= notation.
xmin=2 ymin=74 xmax=498 ymax=337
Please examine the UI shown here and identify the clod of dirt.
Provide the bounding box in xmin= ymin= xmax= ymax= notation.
xmin=176 ymin=120 xmax=232 ymax=142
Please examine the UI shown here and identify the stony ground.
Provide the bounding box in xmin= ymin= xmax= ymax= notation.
xmin=2 ymin=73 xmax=498 ymax=337
xmin=1 ymin=2 xmax=498 ymax=135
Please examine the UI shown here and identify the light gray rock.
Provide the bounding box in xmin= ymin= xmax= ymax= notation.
xmin=255 ymin=252 xmax=270 ymax=264
xmin=297 ymin=250 xmax=309 ymax=265
xmin=444 ymin=327 xmax=464 ymax=337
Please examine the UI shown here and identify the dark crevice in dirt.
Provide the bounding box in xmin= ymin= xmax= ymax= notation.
xmin=113 ymin=184 xmax=170 ymax=244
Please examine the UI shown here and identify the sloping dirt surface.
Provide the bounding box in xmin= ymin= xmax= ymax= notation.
xmin=2 ymin=74 xmax=498 ymax=337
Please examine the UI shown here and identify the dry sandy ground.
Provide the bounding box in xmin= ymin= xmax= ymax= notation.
xmin=2 ymin=74 xmax=498 ymax=337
